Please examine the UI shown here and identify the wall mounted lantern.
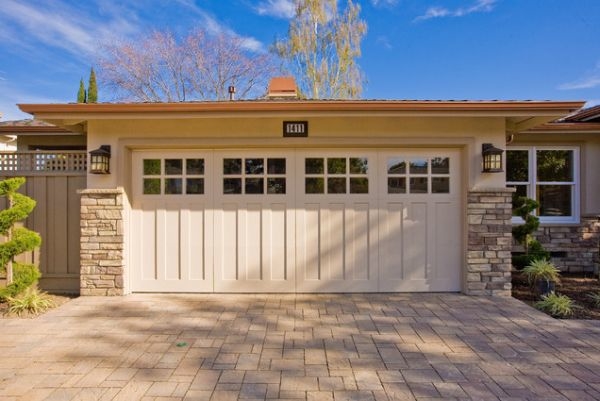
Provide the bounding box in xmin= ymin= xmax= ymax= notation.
xmin=481 ymin=143 xmax=504 ymax=173
xmin=89 ymin=145 xmax=111 ymax=174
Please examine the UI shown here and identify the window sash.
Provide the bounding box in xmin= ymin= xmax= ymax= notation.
xmin=507 ymin=146 xmax=579 ymax=224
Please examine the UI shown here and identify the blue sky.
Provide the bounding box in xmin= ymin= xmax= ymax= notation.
xmin=1 ymin=0 xmax=599 ymax=121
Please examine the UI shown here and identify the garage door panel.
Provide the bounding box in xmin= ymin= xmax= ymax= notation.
xmin=325 ymin=204 xmax=345 ymax=281
xmin=347 ymin=204 xmax=371 ymax=281
xmin=139 ymin=207 xmax=157 ymax=281
xmin=378 ymin=150 xmax=462 ymax=292
xmin=131 ymin=151 xmax=213 ymax=292
xmin=214 ymin=203 xmax=294 ymax=291
xmin=297 ymin=205 xmax=321 ymax=281
xmin=214 ymin=152 xmax=295 ymax=292
xmin=264 ymin=204 xmax=288 ymax=281
xmin=215 ymin=204 xmax=239 ymax=281
xmin=160 ymin=207 xmax=180 ymax=280
xmin=132 ymin=202 xmax=212 ymax=292
xmin=295 ymin=151 xmax=379 ymax=292
xmin=243 ymin=204 xmax=262 ymax=281
xmin=348 ymin=206 xmax=367 ymax=280
xmin=380 ymin=203 xmax=404 ymax=281
xmin=181 ymin=207 xmax=207 ymax=281
xmin=404 ymin=202 xmax=428 ymax=281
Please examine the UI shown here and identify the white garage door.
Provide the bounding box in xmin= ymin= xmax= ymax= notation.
xmin=130 ymin=151 xmax=213 ymax=292
xmin=377 ymin=151 xmax=461 ymax=291
xmin=130 ymin=149 xmax=461 ymax=293
xmin=213 ymin=151 xmax=295 ymax=292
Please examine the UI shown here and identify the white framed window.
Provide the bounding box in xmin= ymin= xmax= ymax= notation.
xmin=506 ymin=146 xmax=579 ymax=224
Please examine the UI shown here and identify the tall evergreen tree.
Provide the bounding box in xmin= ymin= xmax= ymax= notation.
xmin=88 ymin=67 xmax=98 ymax=103
xmin=77 ymin=78 xmax=86 ymax=103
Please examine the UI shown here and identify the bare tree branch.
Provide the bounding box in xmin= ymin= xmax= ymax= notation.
xmin=97 ymin=29 xmax=280 ymax=102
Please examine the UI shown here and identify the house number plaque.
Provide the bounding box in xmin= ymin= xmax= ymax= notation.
xmin=283 ymin=121 xmax=308 ymax=137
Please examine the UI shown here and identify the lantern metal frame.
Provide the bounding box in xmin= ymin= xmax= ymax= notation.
xmin=89 ymin=145 xmax=111 ymax=174
xmin=481 ymin=143 xmax=504 ymax=173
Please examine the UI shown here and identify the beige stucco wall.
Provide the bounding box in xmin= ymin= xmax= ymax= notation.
xmin=511 ymin=132 xmax=600 ymax=216
xmin=84 ymin=115 xmax=507 ymax=191
xmin=17 ymin=134 xmax=86 ymax=150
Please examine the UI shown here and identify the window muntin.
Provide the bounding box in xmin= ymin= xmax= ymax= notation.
xmin=142 ymin=158 xmax=205 ymax=195
xmin=304 ymin=157 xmax=369 ymax=194
xmin=386 ymin=156 xmax=450 ymax=194
xmin=223 ymin=157 xmax=286 ymax=195
xmin=506 ymin=147 xmax=579 ymax=223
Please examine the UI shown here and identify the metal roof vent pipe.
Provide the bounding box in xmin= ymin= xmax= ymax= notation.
xmin=228 ymin=85 xmax=236 ymax=101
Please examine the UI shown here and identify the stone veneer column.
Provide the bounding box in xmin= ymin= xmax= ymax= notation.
xmin=78 ymin=188 xmax=125 ymax=295
xmin=466 ymin=188 xmax=515 ymax=296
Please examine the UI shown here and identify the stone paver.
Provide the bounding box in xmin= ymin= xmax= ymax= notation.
xmin=1 ymin=293 xmax=600 ymax=400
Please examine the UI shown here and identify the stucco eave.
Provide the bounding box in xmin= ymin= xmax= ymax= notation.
xmin=18 ymin=100 xmax=584 ymax=116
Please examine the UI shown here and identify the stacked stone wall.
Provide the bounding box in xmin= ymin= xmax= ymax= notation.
xmin=79 ymin=189 xmax=125 ymax=295
xmin=530 ymin=216 xmax=600 ymax=273
xmin=466 ymin=188 xmax=514 ymax=296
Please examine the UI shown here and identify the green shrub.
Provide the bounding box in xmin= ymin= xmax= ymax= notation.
xmin=511 ymin=196 xmax=549 ymax=269
xmin=535 ymin=292 xmax=575 ymax=318
xmin=588 ymin=292 xmax=600 ymax=308
xmin=6 ymin=287 xmax=54 ymax=316
xmin=0 ymin=263 xmax=41 ymax=301
xmin=522 ymin=259 xmax=561 ymax=284
xmin=0 ymin=177 xmax=42 ymax=290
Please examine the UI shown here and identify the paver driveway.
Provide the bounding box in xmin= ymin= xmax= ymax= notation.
xmin=1 ymin=293 xmax=600 ymax=400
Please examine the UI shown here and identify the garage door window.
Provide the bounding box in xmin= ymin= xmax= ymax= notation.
xmin=387 ymin=157 xmax=450 ymax=194
xmin=142 ymin=158 xmax=205 ymax=195
xmin=223 ymin=157 xmax=286 ymax=194
xmin=305 ymin=157 xmax=368 ymax=194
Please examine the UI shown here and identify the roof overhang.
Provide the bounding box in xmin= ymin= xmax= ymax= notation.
xmin=524 ymin=122 xmax=600 ymax=134
xmin=0 ymin=125 xmax=80 ymax=135
xmin=18 ymin=100 xmax=585 ymax=135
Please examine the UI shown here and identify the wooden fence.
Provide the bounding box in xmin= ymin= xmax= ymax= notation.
xmin=0 ymin=151 xmax=87 ymax=293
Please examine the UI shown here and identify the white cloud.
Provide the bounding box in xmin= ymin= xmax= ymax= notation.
xmin=558 ymin=61 xmax=600 ymax=90
xmin=0 ymin=0 xmax=140 ymax=59
xmin=415 ymin=0 xmax=497 ymax=21
xmin=173 ymin=0 xmax=268 ymax=52
xmin=376 ymin=36 xmax=393 ymax=50
xmin=0 ymin=1 xmax=96 ymax=55
xmin=371 ymin=0 xmax=399 ymax=7
xmin=255 ymin=0 xmax=296 ymax=19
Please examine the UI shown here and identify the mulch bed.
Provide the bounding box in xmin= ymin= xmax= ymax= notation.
xmin=512 ymin=271 xmax=600 ymax=320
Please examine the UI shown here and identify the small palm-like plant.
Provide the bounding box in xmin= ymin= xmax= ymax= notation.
xmin=535 ymin=292 xmax=575 ymax=318
xmin=522 ymin=259 xmax=561 ymax=285
xmin=6 ymin=287 xmax=54 ymax=316
xmin=588 ymin=292 xmax=600 ymax=308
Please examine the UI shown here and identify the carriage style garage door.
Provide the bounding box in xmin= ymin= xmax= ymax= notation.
xmin=130 ymin=149 xmax=462 ymax=293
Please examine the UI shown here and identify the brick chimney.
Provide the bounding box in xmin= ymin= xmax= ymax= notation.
xmin=267 ymin=77 xmax=297 ymax=99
